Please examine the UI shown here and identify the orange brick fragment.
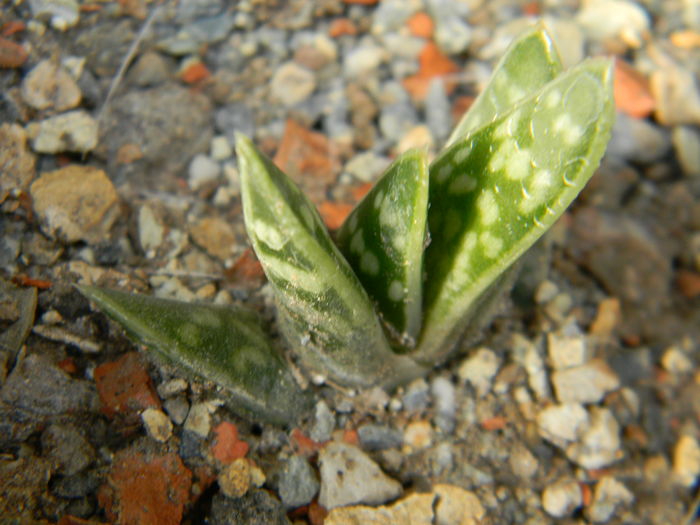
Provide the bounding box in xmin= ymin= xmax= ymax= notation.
xmin=407 ymin=12 xmax=434 ymax=38
xmin=0 ymin=37 xmax=27 ymax=68
xmin=290 ymin=428 xmax=323 ymax=456
xmin=1 ymin=21 xmax=25 ymax=37
xmin=180 ymin=61 xmax=211 ymax=84
xmin=318 ymin=201 xmax=353 ymax=230
xmin=94 ymin=352 xmax=161 ymax=419
xmin=211 ymin=421 xmax=250 ymax=464
xmin=676 ymin=269 xmax=700 ymax=298
xmin=329 ymin=18 xmax=358 ymax=38
xmin=225 ymin=248 xmax=265 ymax=287
xmin=613 ymin=59 xmax=655 ymax=118
xmin=403 ymin=41 xmax=460 ymax=101
xmin=480 ymin=416 xmax=507 ymax=431
xmin=308 ymin=501 xmax=329 ymax=525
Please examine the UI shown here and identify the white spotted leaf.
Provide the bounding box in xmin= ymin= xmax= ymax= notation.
xmin=336 ymin=149 xmax=429 ymax=350
xmin=414 ymin=58 xmax=615 ymax=365
xmin=236 ymin=135 xmax=426 ymax=389
xmin=446 ymin=24 xmax=563 ymax=146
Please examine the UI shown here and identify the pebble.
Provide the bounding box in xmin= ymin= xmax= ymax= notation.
xmin=551 ymin=359 xmax=620 ymax=404
xmin=128 ymin=51 xmax=172 ymax=87
xmin=21 ymin=59 xmax=81 ymax=111
xmin=358 ymin=423 xmax=403 ymax=451
xmin=607 ymin=112 xmax=671 ymax=164
xmin=541 ymin=479 xmax=582 ymax=518
xmin=576 ymin=0 xmax=650 ymax=48
xmin=651 ymin=62 xmax=700 ymax=126
xmin=401 ymin=378 xmax=430 ymax=412
xmin=210 ymin=135 xmax=232 ymax=161
xmin=403 ymin=420 xmax=433 ymax=451
xmin=270 ymin=61 xmax=316 ymax=107
xmin=457 ymin=347 xmax=501 ymax=397
xmin=184 ymin=402 xmax=212 ymax=439
xmin=164 ymin=397 xmax=190 ymax=426
xmin=673 ymin=434 xmax=700 ymax=486
xmin=379 ymin=102 xmax=419 ymax=142
xmin=309 ymin=400 xmax=335 ymax=443
xmin=326 ymin=492 xmax=435 ymax=525
xmin=26 ymin=110 xmax=98 ymax=153
xmin=276 ymin=455 xmax=319 ymax=508
xmin=142 ymin=408 xmax=173 ymax=443
xmin=396 ymin=124 xmax=434 ymax=153
xmin=672 ymin=125 xmax=700 ymax=176
xmin=509 ymin=444 xmax=539 ymax=479
xmin=430 ymin=376 xmax=456 ymax=433
xmin=318 ymin=442 xmax=402 ymax=509
xmin=541 ymin=16 xmax=584 ymax=68
xmin=188 ymin=153 xmax=221 ymax=190
xmin=218 ymin=458 xmax=251 ymax=499
xmin=537 ymin=403 xmax=589 ymax=449
xmin=158 ymin=378 xmax=189 ymax=398
xmin=512 ymin=333 xmax=550 ymax=400
xmin=189 ymin=217 xmax=236 ymax=262
xmin=344 ymin=151 xmax=390 ymax=182
xmin=427 ymin=0 xmax=472 ymax=55
xmin=138 ymin=205 xmax=166 ymax=257
xmin=0 ymin=353 xmax=98 ymax=415
xmin=29 ymin=0 xmax=80 ymax=30
xmin=587 ymin=476 xmax=634 ymax=523
xmin=547 ymin=321 xmax=591 ymax=369
xmin=344 ymin=42 xmax=387 ymax=78
xmin=215 ymin=103 xmax=255 ymax=143
xmin=41 ymin=423 xmax=95 ymax=476
xmin=30 ymin=165 xmax=119 ymax=244
xmin=209 ymin=489 xmax=290 ymax=525
xmin=0 ymin=123 xmax=36 ymax=194
xmin=566 ymin=407 xmax=621 ymax=470
xmin=661 ymin=345 xmax=695 ymax=375
xmin=433 ymin=483 xmax=486 ymax=525
xmin=425 ymin=78 xmax=451 ymax=142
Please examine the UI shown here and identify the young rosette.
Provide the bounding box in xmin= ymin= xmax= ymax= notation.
xmin=77 ymin=26 xmax=615 ymax=425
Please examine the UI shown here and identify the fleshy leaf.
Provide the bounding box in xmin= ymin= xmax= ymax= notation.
xmin=336 ymin=149 xmax=429 ymax=350
xmin=446 ymin=24 xmax=563 ymax=146
xmin=414 ymin=58 xmax=615 ymax=365
xmin=236 ymin=135 xmax=426 ymax=389
xmin=77 ymin=285 xmax=313 ymax=425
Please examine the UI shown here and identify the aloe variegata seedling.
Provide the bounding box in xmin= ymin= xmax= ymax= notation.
xmin=79 ymin=27 xmax=615 ymax=425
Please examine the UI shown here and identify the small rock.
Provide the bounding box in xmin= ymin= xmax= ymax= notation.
xmin=551 ymin=359 xmax=620 ymax=404
xmin=210 ymin=135 xmax=232 ymax=161
xmin=379 ymin=102 xmax=419 ymax=142
xmin=318 ymin=442 xmax=402 ymax=509
xmin=662 ymin=345 xmax=695 ymax=374
xmin=403 ymin=420 xmax=433 ymax=451
xmin=310 ymin=401 xmax=335 ymax=443
xmin=673 ymin=125 xmax=700 ymax=176
xmin=1 ymin=353 xmax=98 ymax=415
xmin=427 ymin=0 xmax=472 ymax=54
xmin=541 ymin=479 xmax=582 ymax=518
xmin=673 ymin=434 xmax=700 ymax=486
xmin=607 ymin=111 xmax=670 ymax=164
xmin=212 ymin=421 xmax=249 ymax=463
xmin=651 ymin=62 xmax=700 ymax=126
xmin=26 ymin=110 xmax=98 ymax=153
xmin=566 ymin=407 xmax=621 ymax=470
xmin=270 ymin=61 xmax=316 ymax=107
xmin=215 ymin=103 xmax=255 ymax=144
xmin=138 ymin=205 xmax=166 ymax=257
xmin=276 ymin=455 xmax=319 ymax=508
xmin=457 ymin=347 xmax=501 ymax=397
xmin=371 ymin=0 xmax=417 ymax=34
xmin=142 ymin=408 xmax=173 ymax=443
xmin=512 ymin=333 xmax=550 ymax=400
xmin=51 ymin=469 xmax=101 ymax=499
xmin=164 ymin=397 xmax=190 ymax=426
xmin=0 ymin=123 xmax=36 ymax=194
xmin=41 ymin=423 xmax=95 ymax=475
xmin=189 ymin=217 xmax=236 ymax=262
xmin=402 ymin=378 xmax=430 ymax=412
xmin=209 ymin=489 xmax=291 ymax=525
xmin=433 ymin=483 xmax=485 ymax=525
xmin=29 ymin=0 xmax=79 ymax=30
xmin=344 ymin=42 xmax=387 ymax=78
xmin=396 ymin=125 xmax=434 ymax=153
xmin=587 ymin=476 xmax=634 ymax=523
xmin=157 ymin=379 xmax=189 ymax=400
xmin=537 ymin=403 xmax=589 ymax=448
xmin=30 ymin=165 xmax=119 ymax=244
xmin=358 ymin=424 xmax=403 ymax=451
xmin=94 ymin=352 xmax=160 ymax=419
xmin=534 ymin=280 xmax=559 ymax=304
xmin=184 ymin=402 xmax=212 ymax=439
xmin=547 ymin=321 xmax=590 ymax=369
xmin=344 ymin=152 xmax=390 ymax=182
xmin=21 ymin=59 xmax=81 ymax=111
xmin=430 ymin=376 xmax=456 ymax=433
xmin=325 ymin=492 xmax=435 ymax=525
xmin=576 ymin=0 xmax=650 ymax=48
xmin=509 ymin=444 xmax=539 ymax=479
xmin=218 ymin=458 xmax=251 ymax=498
xmin=128 ymin=51 xmax=171 ymax=87
xmin=188 ymin=153 xmax=221 ymax=190
xmin=590 ymin=297 xmax=622 ymax=337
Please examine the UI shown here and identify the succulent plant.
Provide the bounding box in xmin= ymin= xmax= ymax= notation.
xmin=78 ymin=27 xmax=615 ymax=425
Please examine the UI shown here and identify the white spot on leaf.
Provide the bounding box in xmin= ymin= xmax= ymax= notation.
xmin=253 ymin=219 xmax=286 ymax=250
xmin=477 ymin=190 xmax=499 ymax=225
xmin=388 ymin=280 xmax=404 ymax=302
xmin=360 ymin=251 xmax=380 ymax=276
xmin=480 ymin=231 xmax=503 ymax=258
xmin=449 ymin=174 xmax=477 ymax=194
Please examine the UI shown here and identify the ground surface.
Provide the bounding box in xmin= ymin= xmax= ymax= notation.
xmin=1 ymin=0 xmax=700 ymax=524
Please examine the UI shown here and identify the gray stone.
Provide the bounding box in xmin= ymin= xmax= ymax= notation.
xmin=673 ymin=125 xmax=700 ymax=176
xmin=402 ymin=378 xmax=430 ymax=412
xmin=215 ymin=103 xmax=255 ymax=143
xmin=188 ymin=154 xmax=221 ymax=190
xmin=175 ymin=0 xmax=223 ymax=21
xmin=512 ymin=333 xmax=550 ymax=400
xmin=457 ymin=347 xmax=501 ymax=397
xmin=318 ymin=442 xmax=402 ymax=509
xmin=209 ymin=489 xmax=290 ymax=525
xmin=379 ymin=102 xmax=419 ymax=142
xmin=163 ymin=396 xmax=190 ymax=426
xmin=587 ymin=476 xmax=634 ymax=523
xmin=430 ymin=376 xmax=456 ymax=433
xmin=184 ymin=402 xmax=212 ymax=438
xmin=26 ymin=110 xmax=98 ymax=154
xmin=427 ymin=0 xmax=472 ymax=54
xmin=344 ymin=42 xmax=387 ymax=78
xmin=607 ymin=112 xmax=671 ymax=164
xmin=551 ymin=359 xmax=620 ymax=404
xmin=371 ymin=0 xmax=417 ymax=34
xmin=41 ymin=423 xmax=95 ymax=476
xmin=542 ymin=479 xmax=582 ymax=518
xmin=425 ymin=78 xmax=451 ymax=143
xmin=358 ymin=424 xmax=403 ymax=451
xmin=270 ymin=62 xmax=316 ymax=107
xmin=566 ymin=407 xmax=621 ymax=470
xmin=0 ymin=353 xmax=98 ymax=415
xmin=277 ymin=455 xmax=319 ymax=508
xmin=29 ymin=0 xmax=79 ymax=30
xmin=51 ymin=469 xmax=101 ymax=499
xmin=184 ymin=14 xmax=235 ymax=44
xmin=128 ymin=51 xmax=172 ymax=87
xmin=310 ymin=401 xmax=335 ymax=443
xmin=21 ymin=59 xmax=81 ymax=111
xmin=344 ymin=152 xmax=390 ymax=182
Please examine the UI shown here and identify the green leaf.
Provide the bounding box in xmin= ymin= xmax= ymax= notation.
xmin=77 ymin=285 xmax=313 ymax=425
xmin=336 ymin=150 xmax=429 ymax=349
xmin=414 ymin=58 xmax=615 ymax=365
xmin=446 ymin=24 xmax=563 ymax=146
xmin=236 ymin=135 xmax=426 ymax=389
